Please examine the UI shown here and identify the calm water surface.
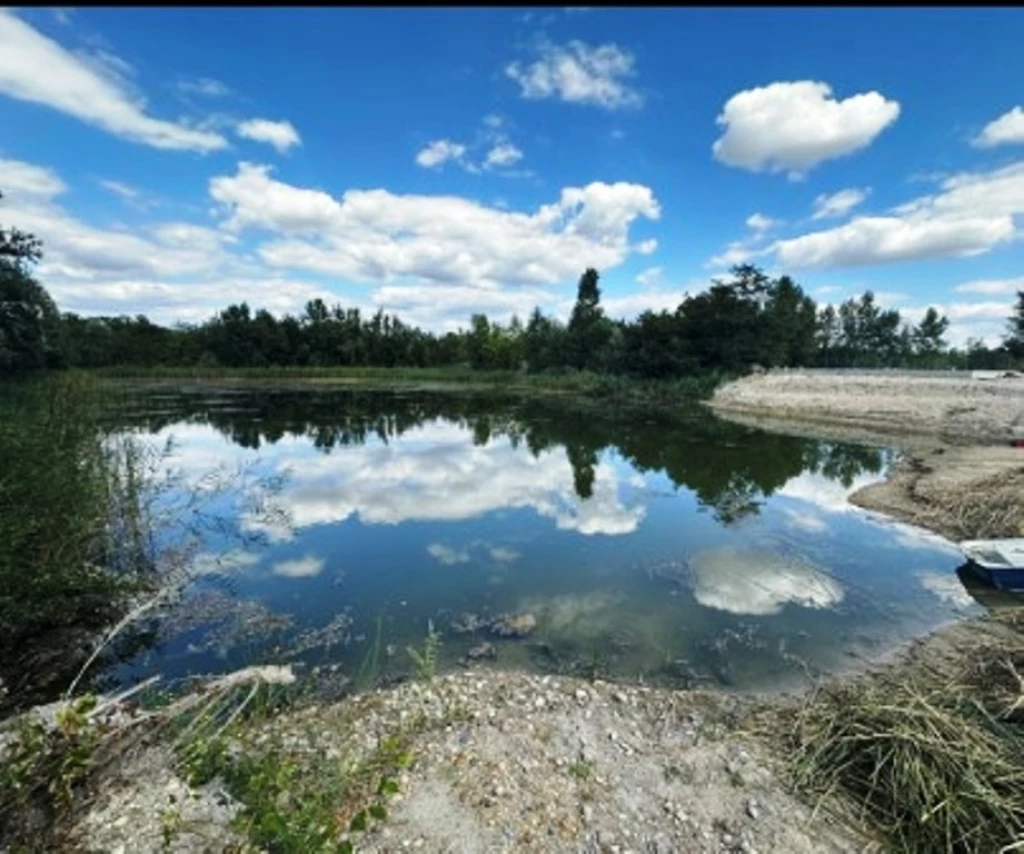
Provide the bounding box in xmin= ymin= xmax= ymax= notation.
xmin=105 ymin=386 xmax=980 ymax=694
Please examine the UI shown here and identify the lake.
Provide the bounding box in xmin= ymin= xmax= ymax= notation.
xmin=104 ymin=385 xmax=978 ymax=695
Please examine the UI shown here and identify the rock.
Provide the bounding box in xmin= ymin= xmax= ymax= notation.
xmin=746 ymin=798 xmax=760 ymax=820
xmin=489 ymin=612 xmax=537 ymax=638
xmin=467 ymin=642 xmax=497 ymax=661
xmin=575 ymin=688 xmax=589 ymax=703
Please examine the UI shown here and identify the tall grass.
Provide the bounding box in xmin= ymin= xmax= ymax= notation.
xmin=0 ymin=374 xmax=158 ymax=705
xmin=95 ymin=364 xmax=726 ymax=401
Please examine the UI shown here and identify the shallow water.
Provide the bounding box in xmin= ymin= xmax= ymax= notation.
xmin=103 ymin=386 xmax=980 ymax=694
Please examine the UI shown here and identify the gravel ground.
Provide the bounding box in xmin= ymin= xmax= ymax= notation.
xmin=709 ymin=370 xmax=1024 ymax=444
xmin=70 ymin=671 xmax=872 ymax=853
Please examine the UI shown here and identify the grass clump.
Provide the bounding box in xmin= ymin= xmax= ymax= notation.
xmin=787 ymin=618 xmax=1024 ymax=853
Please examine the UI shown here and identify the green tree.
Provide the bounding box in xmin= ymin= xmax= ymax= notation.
xmin=911 ymin=307 xmax=949 ymax=364
xmin=567 ymin=268 xmax=613 ymax=371
xmin=1005 ymin=291 xmax=1024 ymax=361
xmin=0 ymin=196 xmax=61 ymax=372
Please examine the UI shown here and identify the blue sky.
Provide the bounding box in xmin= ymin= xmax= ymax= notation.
xmin=1 ymin=7 xmax=1022 ymax=345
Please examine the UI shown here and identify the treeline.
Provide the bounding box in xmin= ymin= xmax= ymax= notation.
xmin=3 ymin=199 xmax=1024 ymax=376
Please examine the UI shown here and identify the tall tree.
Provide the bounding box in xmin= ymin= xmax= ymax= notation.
xmin=912 ymin=307 xmax=950 ymax=361
xmin=567 ymin=268 xmax=612 ymax=371
xmin=1005 ymin=290 xmax=1024 ymax=360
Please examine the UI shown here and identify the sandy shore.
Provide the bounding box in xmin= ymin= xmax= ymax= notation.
xmin=709 ymin=370 xmax=1024 ymax=541
xmin=710 ymin=370 xmax=1024 ymax=445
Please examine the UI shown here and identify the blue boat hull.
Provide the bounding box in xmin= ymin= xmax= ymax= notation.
xmin=966 ymin=561 xmax=1024 ymax=592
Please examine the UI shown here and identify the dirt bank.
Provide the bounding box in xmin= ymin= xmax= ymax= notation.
xmin=67 ymin=671 xmax=873 ymax=854
xmin=710 ymin=370 xmax=1024 ymax=445
xmin=709 ymin=371 xmax=1024 ymax=541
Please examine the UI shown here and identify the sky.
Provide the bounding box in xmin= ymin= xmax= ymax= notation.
xmin=1 ymin=6 xmax=1022 ymax=346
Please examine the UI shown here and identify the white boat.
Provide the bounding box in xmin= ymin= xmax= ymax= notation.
xmin=959 ymin=539 xmax=1024 ymax=590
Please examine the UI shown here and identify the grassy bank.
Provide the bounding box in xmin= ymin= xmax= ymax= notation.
xmin=94 ymin=364 xmax=725 ymax=402
xmin=0 ymin=374 xmax=159 ymax=710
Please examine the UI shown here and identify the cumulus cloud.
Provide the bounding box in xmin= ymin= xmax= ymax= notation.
xmin=226 ymin=420 xmax=646 ymax=541
xmin=689 ymin=546 xmax=844 ymax=616
xmin=210 ymin=162 xmax=660 ymax=291
xmin=506 ymin=40 xmax=642 ymax=110
xmin=712 ymin=81 xmax=899 ymax=177
xmin=484 ymin=141 xmax=524 ymax=169
xmin=272 ymin=554 xmax=325 ymax=578
xmin=773 ymin=162 xmax=1024 ymax=269
xmin=415 ymin=139 xmax=467 ymax=169
xmin=236 ymin=118 xmax=301 ymax=153
xmin=973 ymin=106 xmax=1024 ymax=148
xmin=812 ymin=187 xmax=869 ymax=220
xmin=0 ymin=10 xmax=227 ymax=152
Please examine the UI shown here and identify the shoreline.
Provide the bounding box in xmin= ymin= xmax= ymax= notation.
xmin=7 ymin=370 xmax=1024 ymax=852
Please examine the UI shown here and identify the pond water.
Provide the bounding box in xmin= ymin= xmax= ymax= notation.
xmin=104 ymin=386 xmax=979 ymax=695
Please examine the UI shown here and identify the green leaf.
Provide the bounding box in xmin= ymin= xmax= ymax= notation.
xmin=369 ymin=804 xmax=388 ymax=821
xmin=349 ymin=810 xmax=368 ymax=832
xmin=378 ymin=777 xmax=400 ymax=796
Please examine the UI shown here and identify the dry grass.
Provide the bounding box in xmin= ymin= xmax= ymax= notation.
xmin=785 ymin=615 xmax=1024 ymax=853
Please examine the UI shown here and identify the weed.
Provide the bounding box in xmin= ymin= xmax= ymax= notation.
xmin=568 ymin=760 xmax=594 ymax=781
xmin=406 ymin=620 xmax=441 ymax=682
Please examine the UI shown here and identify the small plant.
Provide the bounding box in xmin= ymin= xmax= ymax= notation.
xmin=0 ymin=694 xmax=100 ymax=849
xmin=568 ymin=760 xmax=594 ymax=781
xmin=406 ymin=620 xmax=441 ymax=682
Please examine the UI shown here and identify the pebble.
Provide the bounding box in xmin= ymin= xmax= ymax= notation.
xmin=746 ymin=798 xmax=760 ymax=820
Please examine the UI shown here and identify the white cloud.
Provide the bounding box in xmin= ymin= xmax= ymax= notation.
xmin=0 ymin=10 xmax=227 ymax=152
xmin=602 ymin=290 xmax=681 ymax=319
xmin=426 ymin=543 xmax=471 ymax=565
xmin=712 ymin=81 xmax=899 ymax=177
xmin=177 ymin=76 xmax=232 ymax=98
xmin=899 ymin=300 xmax=1016 ymax=348
xmin=483 ymin=113 xmax=503 ymax=129
xmin=635 ymin=266 xmax=663 ymax=288
xmin=228 ymin=420 xmax=646 ymax=540
xmin=506 ymin=40 xmax=642 ymax=110
xmin=272 ymin=554 xmax=325 ymax=578
xmin=415 ymin=139 xmax=467 ymax=169
xmin=812 ymin=187 xmax=869 ymax=220
xmin=635 ymin=238 xmax=657 ymax=255
xmin=707 ymin=241 xmax=764 ymax=269
xmin=236 ymin=118 xmax=301 ymax=153
xmin=211 ymin=162 xmax=660 ymax=291
xmin=746 ymin=213 xmax=776 ymax=232
xmin=98 ymin=179 xmax=141 ymax=202
xmin=0 ymin=158 xmax=66 ymax=198
xmin=954 ymin=276 xmax=1024 ymax=295
xmin=917 ymin=571 xmax=975 ymax=609
xmin=973 ymin=106 xmax=1024 ymax=149
xmin=484 ymin=141 xmax=523 ymax=169
xmin=690 ymin=546 xmax=844 ymax=616
xmin=488 ymin=545 xmax=520 ymax=563
xmin=774 ymin=162 xmax=1024 ymax=269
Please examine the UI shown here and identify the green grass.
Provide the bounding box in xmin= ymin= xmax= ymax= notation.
xmin=93 ymin=364 xmax=726 ymax=405
xmin=0 ymin=375 xmax=157 ymax=665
